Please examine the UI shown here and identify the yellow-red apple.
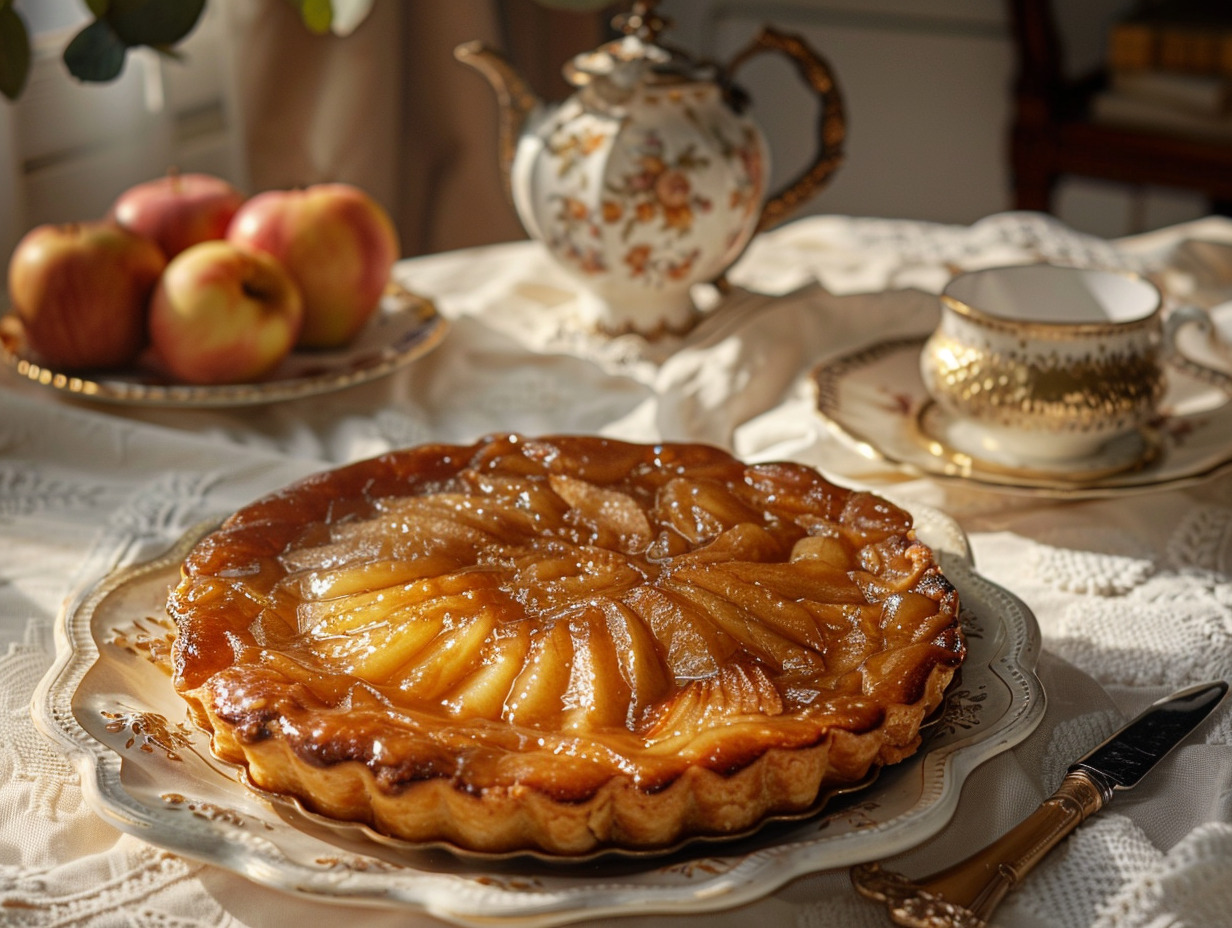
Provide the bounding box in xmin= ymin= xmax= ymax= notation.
xmin=7 ymin=221 xmax=165 ymax=370
xmin=110 ymin=171 xmax=246 ymax=259
xmin=149 ymin=240 xmax=304 ymax=385
xmin=226 ymin=183 xmax=399 ymax=349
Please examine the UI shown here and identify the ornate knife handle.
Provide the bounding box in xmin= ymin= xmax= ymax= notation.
xmin=851 ymin=770 xmax=1108 ymax=928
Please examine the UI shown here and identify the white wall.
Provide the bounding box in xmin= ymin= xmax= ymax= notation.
xmin=658 ymin=0 xmax=1211 ymax=238
xmin=0 ymin=2 xmax=242 ymax=260
xmin=0 ymin=0 xmax=1216 ymax=261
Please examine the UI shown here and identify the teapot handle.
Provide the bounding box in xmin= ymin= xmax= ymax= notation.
xmin=726 ymin=27 xmax=846 ymax=232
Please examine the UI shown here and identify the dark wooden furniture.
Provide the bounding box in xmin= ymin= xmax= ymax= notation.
xmin=1008 ymin=0 xmax=1232 ymax=214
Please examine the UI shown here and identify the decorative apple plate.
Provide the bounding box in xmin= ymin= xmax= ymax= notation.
xmin=32 ymin=502 xmax=1044 ymax=927
xmin=0 ymin=281 xmax=447 ymax=408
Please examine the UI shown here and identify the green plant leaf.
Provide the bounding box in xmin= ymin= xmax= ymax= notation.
xmin=106 ymin=0 xmax=206 ymax=47
xmin=290 ymin=0 xmax=333 ymax=35
xmin=0 ymin=5 xmax=30 ymax=100
xmin=63 ymin=19 xmax=127 ymax=83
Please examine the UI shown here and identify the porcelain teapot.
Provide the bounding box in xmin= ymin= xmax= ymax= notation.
xmin=455 ymin=0 xmax=845 ymax=335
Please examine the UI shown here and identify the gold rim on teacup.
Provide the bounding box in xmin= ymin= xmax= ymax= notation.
xmin=920 ymin=263 xmax=1232 ymax=465
xmin=938 ymin=272 xmax=1161 ymax=337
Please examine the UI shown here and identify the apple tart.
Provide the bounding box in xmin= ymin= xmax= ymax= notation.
xmin=168 ymin=434 xmax=964 ymax=855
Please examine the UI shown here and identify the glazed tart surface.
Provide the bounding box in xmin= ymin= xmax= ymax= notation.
xmin=168 ymin=434 xmax=964 ymax=855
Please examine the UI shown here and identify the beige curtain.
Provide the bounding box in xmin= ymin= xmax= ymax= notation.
xmin=221 ymin=0 xmax=605 ymax=257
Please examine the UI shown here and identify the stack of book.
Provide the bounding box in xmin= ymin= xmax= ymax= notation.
xmin=1094 ymin=0 xmax=1232 ymax=140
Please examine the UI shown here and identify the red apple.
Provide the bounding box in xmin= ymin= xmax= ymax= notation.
xmin=149 ymin=240 xmax=304 ymax=385
xmin=110 ymin=171 xmax=245 ymax=259
xmin=227 ymin=183 xmax=399 ymax=349
xmin=7 ymin=221 xmax=165 ymax=370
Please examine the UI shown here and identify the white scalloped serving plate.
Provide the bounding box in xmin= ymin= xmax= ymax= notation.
xmin=32 ymin=505 xmax=1043 ymax=927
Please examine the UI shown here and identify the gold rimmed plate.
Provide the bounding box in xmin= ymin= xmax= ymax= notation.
xmin=0 ymin=282 xmax=448 ymax=408
xmin=912 ymin=400 xmax=1163 ymax=484
xmin=32 ymin=505 xmax=1042 ymax=927
xmin=814 ymin=335 xmax=1232 ymax=498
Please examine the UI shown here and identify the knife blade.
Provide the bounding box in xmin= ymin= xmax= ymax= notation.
xmin=852 ymin=679 xmax=1228 ymax=928
xmin=1074 ymin=680 xmax=1227 ymax=794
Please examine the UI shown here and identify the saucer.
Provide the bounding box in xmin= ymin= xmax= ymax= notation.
xmin=914 ymin=402 xmax=1161 ymax=481
xmin=813 ymin=335 xmax=1232 ymax=497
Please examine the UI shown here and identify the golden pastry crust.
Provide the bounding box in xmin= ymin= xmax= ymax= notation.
xmin=168 ymin=434 xmax=964 ymax=855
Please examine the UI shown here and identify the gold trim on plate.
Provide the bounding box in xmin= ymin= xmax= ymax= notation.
xmin=0 ymin=282 xmax=448 ymax=408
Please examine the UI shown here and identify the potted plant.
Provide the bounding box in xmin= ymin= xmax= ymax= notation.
xmin=0 ymin=0 xmax=613 ymax=102
xmin=0 ymin=0 xmax=375 ymax=101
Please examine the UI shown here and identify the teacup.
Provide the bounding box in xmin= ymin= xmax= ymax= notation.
xmin=919 ymin=263 xmax=1232 ymax=463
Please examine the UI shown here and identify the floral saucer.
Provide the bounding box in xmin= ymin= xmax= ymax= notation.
xmin=813 ymin=335 xmax=1232 ymax=497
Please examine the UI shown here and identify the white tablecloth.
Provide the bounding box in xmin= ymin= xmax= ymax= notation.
xmin=2 ymin=211 xmax=1230 ymax=927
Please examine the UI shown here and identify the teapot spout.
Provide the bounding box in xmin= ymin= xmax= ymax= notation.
xmin=454 ymin=41 xmax=541 ymax=204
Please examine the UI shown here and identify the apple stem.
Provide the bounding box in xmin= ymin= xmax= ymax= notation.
xmin=241 ymin=281 xmax=263 ymax=301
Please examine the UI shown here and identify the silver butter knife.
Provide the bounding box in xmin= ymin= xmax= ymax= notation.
xmin=852 ymin=679 xmax=1229 ymax=928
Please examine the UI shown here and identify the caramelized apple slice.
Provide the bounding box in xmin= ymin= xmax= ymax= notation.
xmin=623 ymin=585 xmax=736 ymax=680
xmin=643 ymin=661 xmax=785 ymax=742
xmin=441 ymin=623 xmax=533 ymax=719
xmin=742 ymin=461 xmax=848 ymax=521
xmin=789 ymin=534 xmax=856 ymax=568
xmin=559 ymin=609 xmax=632 ymax=732
xmin=382 ymin=494 xmax=547 ymax=544
xmin=297 ymin=585 xmax=410 ymax=637
xmin=549 ymin=473 xmax=652 ymax=552
xmin=279 ymin=534 xmax=391 ymax=573
xmin=720 ymin=558 xmax=868 ymax=605
xmin=392 ymin=604 xmax=499 ymax=702
xmin=504 ymin=620 xmax=574 ymax=729
xmin=313 ymin=603 xmax=445 ymax=677
xmin=459 ymin=471 xmax=572 ymax=517
xmin=507 ymin=542 xmax=644 ymax=615
xmin=330 ymin=508 xmax=492 ymax=558
xmin=597 ymin=599 xmax=672 ymax=725
xmin=288 ymin=554 xmax=464 ymax=600
xmin=652 ymin=476 xmax=764 ymax=545
xmin=670 ymin=560 xmax=830 ymax=652
xmin=879 ymin=591 xmax=959 ymax=645
xmin=661 ymin=575 xmax=825 ymax=676
xmin=668 ymin=523 xmax=787 ymax=566
xmin=296 ymin=570 xmax=502 ymax=635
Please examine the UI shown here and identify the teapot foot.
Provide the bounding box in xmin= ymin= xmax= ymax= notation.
xmin=578 ymin=289 xmax=700 ymax=338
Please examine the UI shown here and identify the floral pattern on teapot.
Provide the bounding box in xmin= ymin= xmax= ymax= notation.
xmin=524 ymin=91 xmax=767 ymax=333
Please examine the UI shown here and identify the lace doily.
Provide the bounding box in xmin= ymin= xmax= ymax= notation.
xmin=6 ymin=211 xmax=1232 ymax=928
xmin=1032 ymin=527 xmax=1158 ymax=596
xmin=1010 ymin=816 xmax=1171 ymax=928
xmin=1 ymin=621 xmax=73 ymax=818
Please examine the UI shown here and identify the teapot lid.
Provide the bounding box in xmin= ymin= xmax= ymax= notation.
xmin=563 ymin=0 xmax=718 ymax=93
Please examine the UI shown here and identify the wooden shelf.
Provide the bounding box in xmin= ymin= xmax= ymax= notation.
xmin=1009 ymin=0 xmax=1232 ymax=213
